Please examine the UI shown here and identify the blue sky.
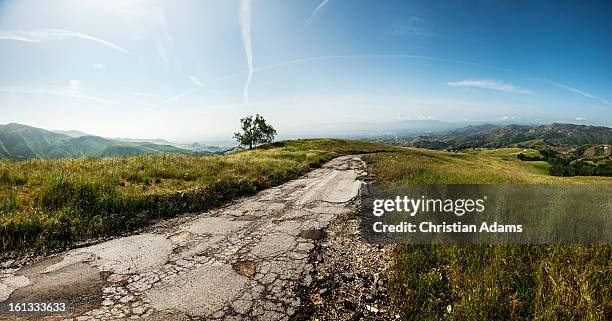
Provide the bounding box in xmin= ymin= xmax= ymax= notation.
xmin=0 ymin=0 xmax=611 ymax=142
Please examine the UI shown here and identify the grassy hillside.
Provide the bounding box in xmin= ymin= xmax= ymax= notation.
xmin=366 ymin=147 xmax=612 ymax=184
xmin=2 ymin=140 xmax=608 ymax=319
xmin=0 ymin=123 xmax=70 ymax=159
xmin=402 ymin=123 xmax=612 ymax=149
xmin=363 ymin=148 xmax=611 ymax=321
xmin=0 ymin=123 xmax=191 ymax=160
xmin=0 ymin=139 xmax=395 ymax=257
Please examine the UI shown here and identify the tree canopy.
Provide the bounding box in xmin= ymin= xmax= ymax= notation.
xmin=233 ymin=114 xmax=277 ymax=149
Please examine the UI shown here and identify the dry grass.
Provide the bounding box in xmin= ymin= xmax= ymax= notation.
xmin=365 ymin=147 xmax=612 ymax=184
xmin=0 ymin=139 xmax=396 ymax=257
xmin=363 ymin=147 xmax=611 ymax=320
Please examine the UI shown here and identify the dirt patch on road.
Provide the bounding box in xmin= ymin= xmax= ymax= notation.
xmin=293 ymin=206 xmax=395 ymax=321
xmin=7 ymin=262 xmax=104 ymax=318
xmin=233 ymin=261 xmax=257 ymax=278
xmin=299 ymin=229 xmax=327 ymax=241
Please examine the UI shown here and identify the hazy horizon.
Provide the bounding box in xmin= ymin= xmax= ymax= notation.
xmin=1 ymin=0 xmax=611 ymax=142
xmin=2 ymin=118 xmax=609 ymax=146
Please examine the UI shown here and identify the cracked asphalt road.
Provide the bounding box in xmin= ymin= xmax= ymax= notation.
xmin=0 ymin=155 xmax=366 ymax=321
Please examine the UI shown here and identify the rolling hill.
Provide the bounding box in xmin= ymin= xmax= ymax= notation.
xmin=379 ymin=122 xmax=612 ymax=177
xmin=52 ymin=129 xmax=90 ymax=137
xmin=400 ymin=123 xmax=612 ymax=149
xmin=0 ymin=123 xmax=192 ymax=160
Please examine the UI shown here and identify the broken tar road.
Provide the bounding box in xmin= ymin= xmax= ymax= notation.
xmin=0 ymin=155 xmax=367 ymax=321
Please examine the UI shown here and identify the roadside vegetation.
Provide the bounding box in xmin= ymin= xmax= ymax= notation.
xmin=0 ymin=139 xmax=395 ymax=257
xmin=363 ymin=147 xmax=612 ymax=320
xmin=2 ymin=138 xmax=609 ymax=319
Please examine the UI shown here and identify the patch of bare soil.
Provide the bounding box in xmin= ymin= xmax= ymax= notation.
xmin=293 ymin=205 xmax=396 ymax=321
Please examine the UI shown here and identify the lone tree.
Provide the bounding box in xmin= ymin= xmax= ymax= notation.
xmin=233 ymin=114 xmax=277 ymax=150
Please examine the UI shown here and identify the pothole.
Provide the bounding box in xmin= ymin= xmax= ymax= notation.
xmin=299 ymin=229 xmax=327 ymax=240
xmin=232 ymin=261 xmax=257 ymax=278
xmin=169 ymin=231 xmax=193 ymax=242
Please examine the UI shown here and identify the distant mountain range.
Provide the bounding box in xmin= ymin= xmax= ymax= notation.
xmin=5 ymin=121 xmax=610 ymax=161
xmin=397 ymin=123 xmax=612 ymax=150
xmin=54 ymin=129 xmax=232 ymax=153
xmin=282 ymin=120 xmax=509 ymax=139
xmin=52 ymin=129 xmax=91 ymax=138
xmin=0 ymin=123 xmax=195 ymax=160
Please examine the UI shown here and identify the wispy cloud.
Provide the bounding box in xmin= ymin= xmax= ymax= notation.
xmin=239 ymin=0 xmax=253 ymax=104
xmin=142 ymin=88 xmax=198 ymax=112
xmin=212 ymin=54 xmax=510 ymax=84
xmin=306 ymin=0 xmax=331 ymax=24
xmin=189 ymin=76 xmax=204 ymax=87
xmin=551 ymin=82 xmax=611 ymax=105
xmin=448 ymin=79 xmax=532 ymax=95
xmin=67 ymin=79 xmax=81 ymax=92
xmin=143 ymin=76 xmax=221 ymax=112
xmin=0 ymin=81 xmax=111 ymax=104
xmin=155 ymin=36 xmax=168 ymax=65
xmin=0 ymin=29 xmax=134 ymax=56
xmin=392 ymin=17 xmax=432 ymax=37
xmin=111 ymin=1 xmax=171 ymax=64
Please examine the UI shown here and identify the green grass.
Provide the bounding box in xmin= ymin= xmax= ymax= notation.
xmin=363 ymin=147 xmax=612 ymax=320
xmin=0 ymin=139 xmax=396 ymax=257
xmin=3 ymin=140 xmax=609 ymax=319
xmin=365 ymin=148 xmax=612 ymax=184
xmin=464 ymin=147 xmax=544 ymax=159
